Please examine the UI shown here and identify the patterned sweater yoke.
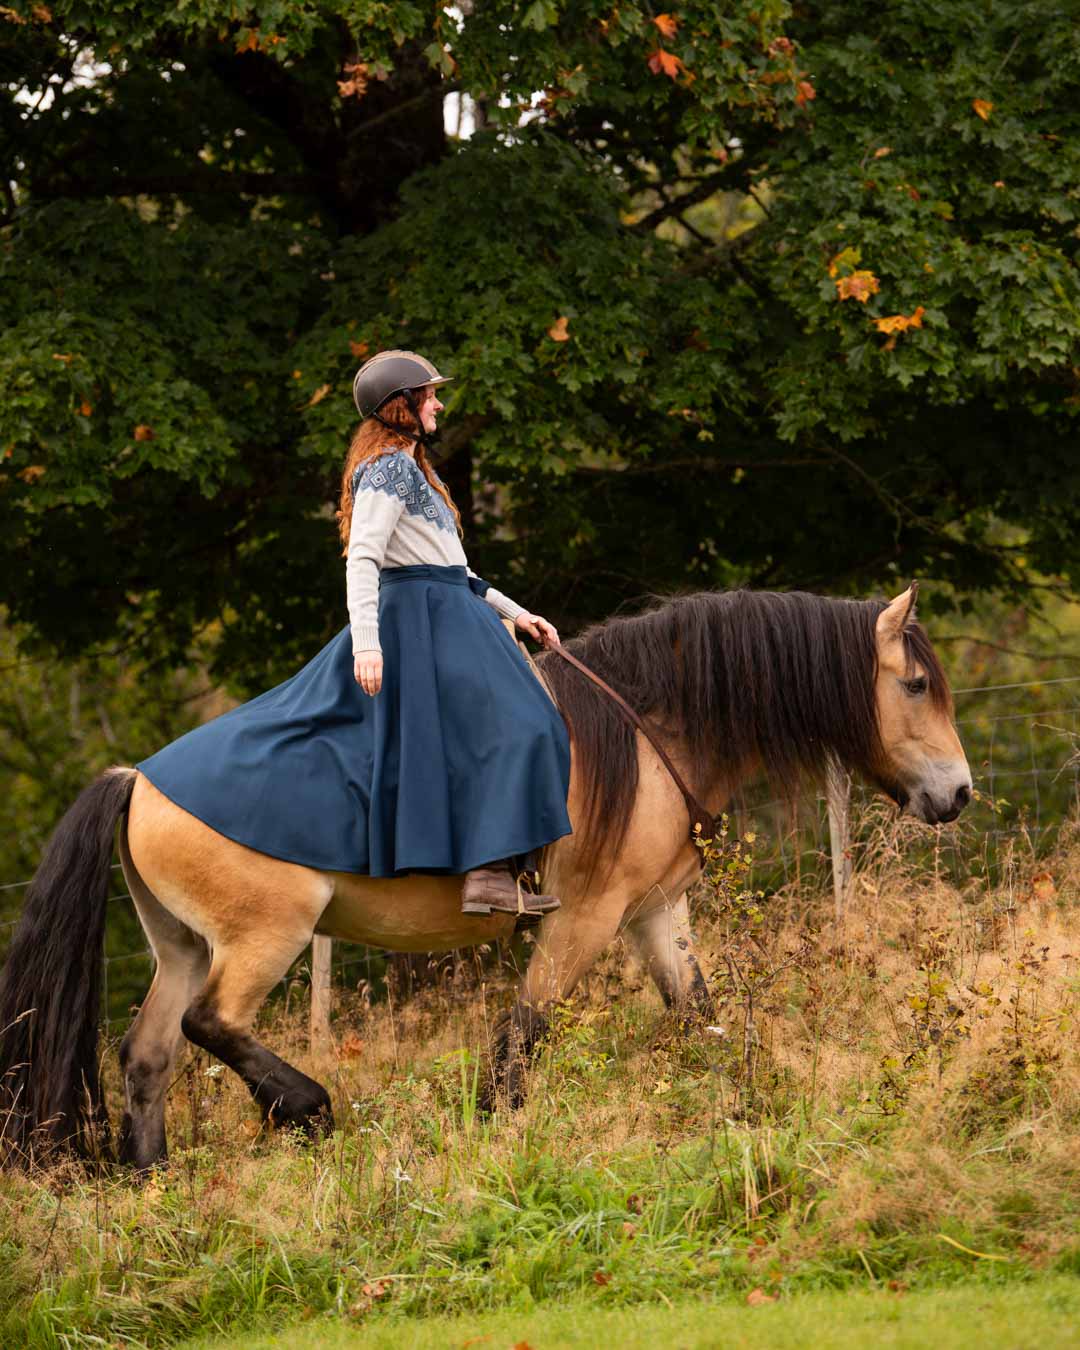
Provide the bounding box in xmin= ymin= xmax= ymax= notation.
xmin=346 ymin=449 xmax=526 ymax=653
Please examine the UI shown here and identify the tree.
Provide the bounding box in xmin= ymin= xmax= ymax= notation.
xmin=2 ymin=1 xmax=1079 ymax=693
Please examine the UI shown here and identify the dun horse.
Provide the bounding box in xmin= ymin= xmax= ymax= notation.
xmin=0 ymin=584 xmax=971 ymax=1169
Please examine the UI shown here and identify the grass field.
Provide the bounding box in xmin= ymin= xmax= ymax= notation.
xmin=2 ymin=807 xmax=1079 ymax=1347
xmin=182 ymin=1279 xmax=1080 ymax=1349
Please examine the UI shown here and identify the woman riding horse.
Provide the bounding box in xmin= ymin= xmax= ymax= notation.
xmin=136 ymin=350 xmax=573 ymax=923
xmin=0 ymin=359 xmax=974 ymax=1168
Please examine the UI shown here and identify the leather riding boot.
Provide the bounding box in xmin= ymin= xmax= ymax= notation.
xmin=461 ymin=858 xmax=561 ymax=923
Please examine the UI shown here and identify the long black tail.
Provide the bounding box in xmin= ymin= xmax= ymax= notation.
xmin=0 ymin=767 xmax=136 ymax=1168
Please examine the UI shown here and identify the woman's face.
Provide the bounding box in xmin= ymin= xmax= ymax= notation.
xmin=417 ymin=384 xmax=443 ymax=435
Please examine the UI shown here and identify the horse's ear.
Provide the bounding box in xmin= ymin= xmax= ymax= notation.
xmin=876 ymin=582 xmax=918 ymax=641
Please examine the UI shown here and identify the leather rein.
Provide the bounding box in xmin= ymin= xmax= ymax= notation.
xmin=542 ymin=638 xmax=718 ymax=853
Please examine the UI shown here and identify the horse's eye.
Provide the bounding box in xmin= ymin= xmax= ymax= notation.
xmin=904 ymin=676 xmax=928 ymax=696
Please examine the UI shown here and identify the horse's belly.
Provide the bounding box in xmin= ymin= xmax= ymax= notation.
xmin=317 ymin=874 xmax=515 ymax=953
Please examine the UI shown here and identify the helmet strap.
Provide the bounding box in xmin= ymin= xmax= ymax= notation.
xmin=372 ymin=388 xmax=438 ymax=455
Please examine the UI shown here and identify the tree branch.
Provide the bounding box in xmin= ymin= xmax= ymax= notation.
xmin=345 ymin=82 xmax=456 ymax=141
xmin=429 ymin=413 xmax=495 ymax=465
xmin=572 ymin=456 xmax=830 ymax=477
xmin=934 ymin=634 xmax=1080 ymax=664
xmin=631 ymin=170 xmax=730 ymax=233
xmin=31 ymin=168 xmax=332 ymax=201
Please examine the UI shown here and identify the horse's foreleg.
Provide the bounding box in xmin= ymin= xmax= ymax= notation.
xmin=624 ymin=892 xmax=713 ymax=1020
xmin=180 ymin=923 xmax=334 ymax=1137
xmin=118 ymin=828 xmax=210 ymax=1171
xmin=484 ymin=894 xmax=626 ymax=1110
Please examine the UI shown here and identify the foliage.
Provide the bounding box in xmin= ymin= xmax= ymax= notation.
xmin=0 ymin=610 xmax=203 ymax=1012
xmin=1 ymin=2 xmax=1079 ymax=687
xmin=0 ymin=611 xmax=202 ymax=877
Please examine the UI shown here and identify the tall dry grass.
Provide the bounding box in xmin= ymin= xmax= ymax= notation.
xmin=1 ymin=807 xmax=1078 ymax=1344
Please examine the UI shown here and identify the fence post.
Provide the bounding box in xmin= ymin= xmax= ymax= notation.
xmin=310 ymin=936 xmax=332 ymax=1053
xmin=826 ymin=758 xmax=852 ymax=924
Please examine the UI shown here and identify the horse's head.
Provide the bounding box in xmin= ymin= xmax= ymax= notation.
xmin=871 ymin=584 xmax=972 ymax=825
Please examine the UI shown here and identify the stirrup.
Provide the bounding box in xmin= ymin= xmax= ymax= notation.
xmin=461 ymin=867 xmax=561 ymax=923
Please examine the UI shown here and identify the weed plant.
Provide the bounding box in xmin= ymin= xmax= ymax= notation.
xmin=1 ymin=808 xmax=1079 ymax=1346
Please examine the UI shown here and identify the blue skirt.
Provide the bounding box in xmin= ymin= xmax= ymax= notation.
xmin=136 ymin=565 xmax=573 ymax=876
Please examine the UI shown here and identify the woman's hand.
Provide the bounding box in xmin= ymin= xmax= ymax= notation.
xmin=354 ymin=650 xmax=383 ymax=696
xmin=514 ymin=612 xmax=560 ymax=648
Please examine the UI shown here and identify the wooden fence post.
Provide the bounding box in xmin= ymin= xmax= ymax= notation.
xmin=310 ymin=936 xmax=332 ymax=1053
xmin=826 ymin=758 xmax=852 ymax=925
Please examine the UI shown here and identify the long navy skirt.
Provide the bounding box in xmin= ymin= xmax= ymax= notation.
xmin=137 ymin=565 xmax=573 ymax=876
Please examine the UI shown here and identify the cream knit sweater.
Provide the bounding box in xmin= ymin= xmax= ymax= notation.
xmin=346 ymin=449 xmax=526 ymax=654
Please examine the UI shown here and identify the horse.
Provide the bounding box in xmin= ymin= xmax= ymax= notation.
xmin=0 ymin=583 xmax=971 ymax=1170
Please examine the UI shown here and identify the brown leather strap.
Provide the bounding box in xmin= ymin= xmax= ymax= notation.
xmin=543 ymin=638 xmax=717 ymax=850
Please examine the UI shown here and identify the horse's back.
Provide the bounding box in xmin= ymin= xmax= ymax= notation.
xmin=126 ymin=773 xmax=333 ymax=946
xmin=127 ymin=772 xmax=516 ymax=954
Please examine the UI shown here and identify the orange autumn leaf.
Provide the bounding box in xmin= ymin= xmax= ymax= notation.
xmin=17 ymin=464 xmax=46 ymax=483
xmin=652 ymin=13 xmax=679 ymax=38
xmin=647 ymin=48 xmax=685 ymax=79
xmin=835 ymin=270 xmax=880 ymax=303
xmin=548 ymin=315 xmax=570 ymax=341
xmin=77 ymin=400 xmax=93 ymax=416
xmin=746 ymin=1287 xmax=778 ymax=1306
xmin=350 ymin=339 xmax=370 ymax=358
xmin=795 ymin=79 xmax=816 ymax=107
xmin=51 ymin=352 xmax=73 ymax=363
xmin=874 ymin=306 xmax=925 ymax=334
xmin=133 ymin=424 xmax=156 ymax=441
xmin=306 ymin=383 xmax=332 ymax=407
xmin=972 ymin=98 xmax=993 ymax=121
xmin=338 ymin=62 xmax=369 ymax=100
xmin=593 ymin=1269 xmax=612 ymax=1285
xmin=873 ymin=146 xmax=893 ymax=158
xmin=827 ymin=245 xmax=861 ymax=278
xmin=337 ymin=1033 xmax=365 ymax=1058
xmin=235 ymin=27 xmax=259 ymax=53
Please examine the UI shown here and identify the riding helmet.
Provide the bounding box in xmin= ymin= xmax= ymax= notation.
xmin=352 ymin=350 xmax=453 ymax=418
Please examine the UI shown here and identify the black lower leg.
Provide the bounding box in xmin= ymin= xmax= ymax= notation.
xmin=118 ymin=1039 xmax=170 ymax=1172
xmin=482 ymin=1001 xmax=549 ymax=1112
xmin=655 ymin=956 xmax=714 ymax=1022
xmin=685 ymin=959 xmax=714 ymax=1019
xmin=181 ymin=1002 xmax=333 ymax=1135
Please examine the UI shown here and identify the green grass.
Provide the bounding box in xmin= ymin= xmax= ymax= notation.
xmin=183 ymin=1279 xmax=1080 ymax=1349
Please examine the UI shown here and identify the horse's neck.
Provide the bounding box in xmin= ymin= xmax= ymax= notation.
xmin=699 ymin=754 xmax=762 ymax=818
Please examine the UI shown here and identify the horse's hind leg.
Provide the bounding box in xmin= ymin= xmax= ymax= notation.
xmin=624 ymin=892 xmax=713 ymax=1020
xmin=118 ymin=831 xmax=210 ymax=1171
xmin=126 ymin=777 xmax=335 ymax=1136
xmin=180 ymin=924 xmax=335 ymax=1137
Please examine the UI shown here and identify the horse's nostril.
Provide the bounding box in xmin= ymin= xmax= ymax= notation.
xmin=955 ymin=783 xmax=972 ymax=810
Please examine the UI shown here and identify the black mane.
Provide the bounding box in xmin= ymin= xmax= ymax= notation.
xmin=538 ymin=589 xmax=950 ymax=879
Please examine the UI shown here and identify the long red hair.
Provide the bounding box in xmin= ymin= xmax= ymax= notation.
xmin=336 ymin=392 xmax=461 ymax=553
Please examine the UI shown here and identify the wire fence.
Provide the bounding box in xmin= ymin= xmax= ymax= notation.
xmin=2 ymin=676 xmax=1078 ymax=1034
xmin=725 ymin=676 xmax=1080 ymax=891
